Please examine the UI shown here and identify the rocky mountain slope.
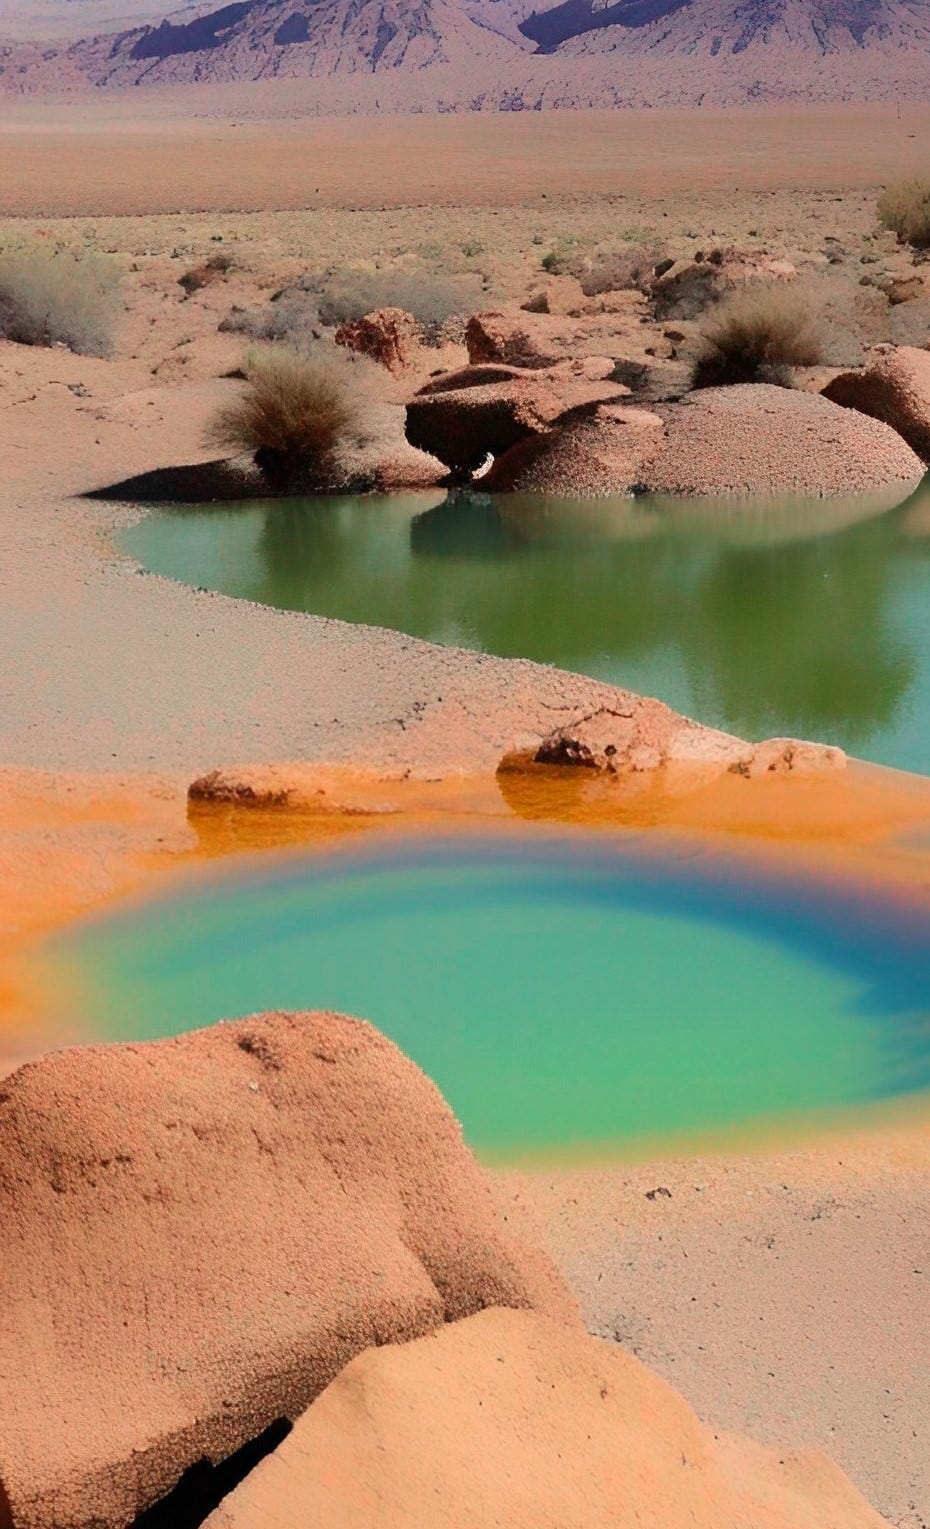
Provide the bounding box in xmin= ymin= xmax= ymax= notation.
xmin=1 ymin=0 xmax=928 ymax=106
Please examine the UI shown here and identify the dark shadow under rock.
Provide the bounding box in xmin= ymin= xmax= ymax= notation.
xmin=130 ymin=1420 xmax=292 ymax=1529
xmin=83 ymin=460 xmax=267 ymax=505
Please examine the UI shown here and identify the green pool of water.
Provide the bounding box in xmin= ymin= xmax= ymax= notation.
xmin=121 ymin=476 xmax=930 ymax=774
xmin=45 ymin=837 xmax=930 ymax=1160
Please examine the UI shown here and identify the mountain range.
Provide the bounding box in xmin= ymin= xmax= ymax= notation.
xmin=1 ymin=0 xmax=928 ymax=107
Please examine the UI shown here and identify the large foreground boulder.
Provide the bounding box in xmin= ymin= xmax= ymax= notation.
xmin=823 ymin=346 xmax=930 ymax=465
xmin=204 ymin=1308 xmax=890 ymax=1529
xmin=641 ymin=385 xmax=924 ymax=499
xmin=0 ymin=1012 xmax=575 ymax=1529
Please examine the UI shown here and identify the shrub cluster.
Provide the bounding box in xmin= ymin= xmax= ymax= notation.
xmin=0 ymin=243 xmax=121 ymax=356
xmin=877 ymin=179 xmax=930 ymax=251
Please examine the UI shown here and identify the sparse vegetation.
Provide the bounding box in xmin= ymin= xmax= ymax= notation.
xmin=304 ymin=270 xmax=473 ymax=341
xmin=0 ymin=243 xmax=121 ymax=356
xmin=691 ymin=281 xmax=825 ymax=388
xmin=219 ymin=288 xmax=322 ymax=345
xmin=204 ymin=344 xmax=378 ymax=492
xmin=877 ymin=179 xmax=930 ymax=251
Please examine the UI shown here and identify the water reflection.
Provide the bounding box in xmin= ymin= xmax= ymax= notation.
xmin=122 ymin=475 xmax=930 ymax=773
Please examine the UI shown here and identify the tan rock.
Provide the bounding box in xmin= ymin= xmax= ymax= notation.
xmin=0 ymin=1013 xmax=575 ymax=1529
xmin=465 ymin=306 xmax=653 ymax=371
xmin=405 ymin=371 xmax=628 ymax=475
xmin=203 ymin=1308 xmax=891 ymax=1529
xmin=334 ymin=306 xmax=422 ymax=375
xmin=483 ymin=403 xmax=663 ymax=495
xmin=641 ymin=384 xmax=925 ymax=498
xmin=526 ymin=702 xmax=745 ymax=775
xmin=823 ymin=346 xmax=930 ymax=464
xmin=520 ymin=273 xmax=587 ymax=315
xmin=731 ymin=737 xmax=847 ymax=778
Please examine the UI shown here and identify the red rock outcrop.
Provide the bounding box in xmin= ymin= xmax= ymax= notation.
xmin=0 ymin=1012 xmax=575 ymax=1529
xmin=203 ymin=1307 xmax=891 ymax=1529
xmin=823 ymin=346 xmax=930 ymax=464
xmin=405 ymin=367 xmax=629 ymax=475
xmin=334 ymin=306 xmax=422 ymax=375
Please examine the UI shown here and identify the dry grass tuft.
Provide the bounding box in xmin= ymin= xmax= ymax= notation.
xmin=877 ymin=179 xmax=930 ymax=251
xmin=0 ymin=243 xmax=121 ymax=356
xmin=691 ymin=281 xmax=825 ymax=389
xmin=204 ymin=344 xmax=378 ymax=492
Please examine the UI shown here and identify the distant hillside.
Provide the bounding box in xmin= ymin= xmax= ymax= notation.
xmin=1 ymin=0 xmax=929 ymax=106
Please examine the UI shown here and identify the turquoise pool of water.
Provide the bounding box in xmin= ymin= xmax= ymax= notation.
xmin=45 ymin=836 xmax=930 ymax=1159
xmin=121 ymin=477 xmax=930 ymax=774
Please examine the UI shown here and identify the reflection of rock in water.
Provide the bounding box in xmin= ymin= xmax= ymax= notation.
xmin=410 ymin=492 xmax=529 ymax=561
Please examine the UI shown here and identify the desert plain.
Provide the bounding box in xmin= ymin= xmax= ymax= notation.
xmin=1 ymin=94 xmax=930 ymax=1529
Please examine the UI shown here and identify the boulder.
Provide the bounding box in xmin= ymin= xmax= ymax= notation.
xmin=729 ymin=737 xmax=847 ymax=778
xmin=465 ymin=307 xmax=653 ymax=372
xmin=640 ymin=385 xmax=925 ymax=498
xmin=520 ymin=273 xmax=587 ymax=315
xmin=823 ymin=346 xmax=930 ymax=464
xmin=483 ymin=404 xmax=663 ymax=495
xmin=405 ymin=369 xmax=628 ymax=476
xmin=529 ymin=709 xmax=845 ymax=780
xmin=0 ymin=1012 xmax=575 ymax=1529
xmin=203 ymin=1308 xmax=890 ymax=1529
xmin=334 ymin=306 xmax=421 ymax=375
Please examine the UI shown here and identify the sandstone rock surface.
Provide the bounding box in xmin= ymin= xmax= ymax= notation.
xmin=530 ymin=708 xmax=845 ymax=778
xmin=651 ymin=249 xmax=798 ymax=321
xmin=405 ymin=368 xmax=628 ymax=475
xmin=641 ymin=384 xmax=925 ymax=498
xmin=0 ymin=1012 xmax=575 ymax=1529
xmin=823 ymin=346 xmax=930 ymax=464
xmin=204 ymin=1307 xmax=891 ymax=1529
xmin=465 ymin=307 xmax=653 ymax=371
xmin=484 ymin=403 xmax=663 ymax=494
xmin=334 ymin=306 xmax=422 ymax=375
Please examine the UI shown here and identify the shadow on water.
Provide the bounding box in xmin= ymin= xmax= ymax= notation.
xmin=121 ymin=475 xmax=930 ymax=772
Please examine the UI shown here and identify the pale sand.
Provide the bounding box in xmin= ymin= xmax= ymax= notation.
xmin=495 ymin=1123 xmax=930 ymax=1529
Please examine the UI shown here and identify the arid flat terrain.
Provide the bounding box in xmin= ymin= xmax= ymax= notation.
xmin=2 ymin=102 xmax=930 ymax=217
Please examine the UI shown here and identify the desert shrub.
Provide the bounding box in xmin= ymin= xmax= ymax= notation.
xmin=204 ymin=344 xmax=378 ymax=492
xmin=304 ymin=270 xmax=472 ymax=341
xmin=0 ymin=243 xmax=121 ymax=356
xmin=219 ymin=289 xmax=322 ymax=345
xmin=691 ymin=281 xmax=825 ymax=388
xmin=877 ymin=179 xmax=930 ymax=250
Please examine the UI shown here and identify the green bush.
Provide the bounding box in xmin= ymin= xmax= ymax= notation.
xmin=877 ymin=179 xmax=930 ymax=250
xmin=0 ymin=243 xmax=121 ymax=356
xmin=304 ymin=270 xmax=472 ymax=341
